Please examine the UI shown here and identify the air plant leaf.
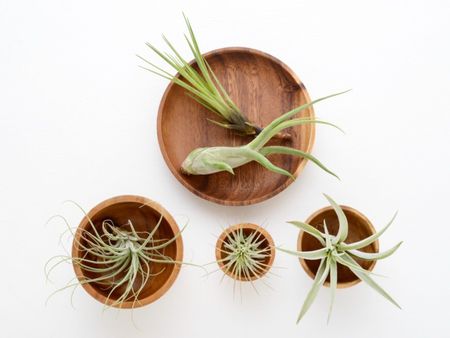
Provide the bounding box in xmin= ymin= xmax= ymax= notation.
xmin=277 ymin=247 xmax=328 ymax=260
xmin=333 ymin=252 xmax=385 ymax=278
xmin=340 ymin=253 xmax=401 ymax=309
xmin=339 ymin=211 xmax=398 ymax=251
xmin=259 ymin=146 xmax=339 ymax=179
xmin=323 ymin=194 xmax=348 ymax=245
xmin=205 ymin=159 xmax=235 ymax=175
xmin=323 ymin=220 xmax=332 ymax=249
xmin=328 ymin=258 xmax=337 ymax=324
xmin=349 ymin=241 xmax=403 ymax=260
xmin=244 ymin=148 xmax=295 ymax=178
xmin=297 ymin=258 xmax=330 ymax=323
xmin=287 ymin=221 xmax=326 ymax=246
xmin=278 ymin=194 xmax=402 ymax=324
xmin=181 ymin=92 xmax=346 ymax=178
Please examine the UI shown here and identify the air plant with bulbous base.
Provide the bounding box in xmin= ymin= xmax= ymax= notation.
xmin=278 ymin=194 xmax=402 ymax=324
xmin=181 ymin=92 xmax=347 ymax=178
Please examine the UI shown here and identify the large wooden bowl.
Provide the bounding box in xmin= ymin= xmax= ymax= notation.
xmin=157 ymin=47 xmax=314 ymax=206
xmin=72 ymin=195 xmax=183 ymax=308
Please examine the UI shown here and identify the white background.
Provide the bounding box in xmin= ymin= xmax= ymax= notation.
xmin=1 ymin=0 xmax=449 ymax=337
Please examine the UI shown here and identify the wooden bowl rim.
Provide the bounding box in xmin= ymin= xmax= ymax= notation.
xmin=297 ymin=205 xmax=379 ymax=289
xmin=215 ymin=223 xmax=276 ymax=281
xmin=72 ymin=195 xmax=183 ymax=308
xmin=157 ymin=46 xmax=315 ymax=206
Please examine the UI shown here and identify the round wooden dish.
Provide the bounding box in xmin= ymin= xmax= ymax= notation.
xmin=157 ymin=47 xmax=314 ymax=206
xmin=72 ymin=195 xmax=183 ymax=308
xmin=298 ymin=206 xmax=379 ymax=288
xmin=215 ymin=223 xmax=275 ymax=281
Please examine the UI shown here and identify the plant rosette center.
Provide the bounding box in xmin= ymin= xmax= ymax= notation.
xmin=215 ymin=224 xmax=275 ymax=282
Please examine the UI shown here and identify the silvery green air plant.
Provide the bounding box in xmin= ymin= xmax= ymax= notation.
xmin=139 ymin=14 xmax=258 ymax=136
xmin=181 ymin=92 xmax=347 ymax=178
xmin=278 ymin=194 xmax=402 ymax=324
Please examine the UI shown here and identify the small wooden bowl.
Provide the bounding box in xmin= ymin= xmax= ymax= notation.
xmin=72 ymin=195 xmax=183 ymax=308
xmin=157 ymin=47 xmax=314 ymax=206
xmin=297 ymin=206 xmax=379 ymax=288
xmin=215 ymin=223 xmax=275 ymax=281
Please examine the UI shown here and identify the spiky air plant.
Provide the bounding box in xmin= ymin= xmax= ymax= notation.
xmin=278 ymin=194 xmax=402 ymax=324
xmin=181 ymin=91 xmax=346 ymax=178
xmin=45 ymin=208 xmax=185 ymax=309
xmin=138 ymin=14 xmax=263 ymax=136
xmin=214 ymin=224 xmax=275 ymax=295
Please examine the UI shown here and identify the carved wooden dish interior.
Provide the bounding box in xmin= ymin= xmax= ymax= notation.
xmin=157 ymin=47 xmax=314 ymax=206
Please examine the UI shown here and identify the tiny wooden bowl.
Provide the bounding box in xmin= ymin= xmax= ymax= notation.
xmin=215 ymin=223 xmax=275 ymax=281
xmin=297 ymin=206 xmax=379 ymax=288
xmin=72 ymin=195 xmax=183 ymax=308
xmin=157 ymin=47 xmax=314 ymax=206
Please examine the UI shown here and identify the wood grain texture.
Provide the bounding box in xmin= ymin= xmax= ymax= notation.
xmin=297 ymin=206 xmax=379 ymax=289
xmin=72 ymin=195 xmax=183 ymax=308
xmin=215 ymin=223 xmax=275 ymax=281
xmin=157 ymin=47 xmax=314 ymax=206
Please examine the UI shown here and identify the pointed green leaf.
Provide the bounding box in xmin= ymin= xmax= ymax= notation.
xmin=349 ymin=242 xmax=403 ymax=260
xmin=323 ymin=194 xmax=348 ymax=244
xmin=287 ymin=221 xmax=326 ymax=246
xmin=323 ymin=220 xmax=332 ymax=250
xmin=328 ymin=258 xmax=337 ymax=324
xmin=277 ymin=247 xmax=328 ymax=260
xmin=244 ymin=149 xmax=294 ymax=178
xmin=259 ymin=146 xmax=339 ymax=179
xmin=339 ymin=212 xmax=398 ymax=251
xmin=297 ymin=258 xmax=330 ymax=323
xmin=341 ymin=253 xmax=401 ymax=309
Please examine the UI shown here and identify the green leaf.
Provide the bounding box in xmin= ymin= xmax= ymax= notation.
xmin=341 ymin=253 xmax=401 ymax=309
xmin=249 ymin=90 xmax=350 ymax=150
xmin=205 ymin=159 xmax=235 ymax=175
xmin=297 ymin=258 xmax=330 ymax=323
xmin=333 ymin=253 xmax=386 ymax=278
xmin=323 ymin=194 xmax=348 ymax=244
xmin=339 ymin=211 xmax=398 ymax=251
xmin=277 ymin=246 xmax=328 ymax=260
xmin=249 ymin=118 xmax=343 ymax=151
xmin=323 ymin=220 xmax=332 ymax=250
xmin=244 ymin=149 xmax=294 ymax=178
xmin=328 ymin=258 xmax=337 ymax=324
xmin=349 ymin=242 xmax=403 ymax=260
xmin=259 ymin=146 xmax=339 ymax=180
xmin=287 ymin=221 xmax=326 ymax=246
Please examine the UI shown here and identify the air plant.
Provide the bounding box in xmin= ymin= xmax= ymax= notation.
xmin=181 ymin=91 xmax=346 ymax=178
xmin=214 ymin=224 xmax=275 ymax=294
xmin=278 ymin=194 xmax=402 ymax=324
xmin=45 ymin=205 xmax=186 ymax=309
xmin=218 ymin=226 xmax=273 ymax=280
xmin=138 ymin=14 xmax=263 ymax=136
